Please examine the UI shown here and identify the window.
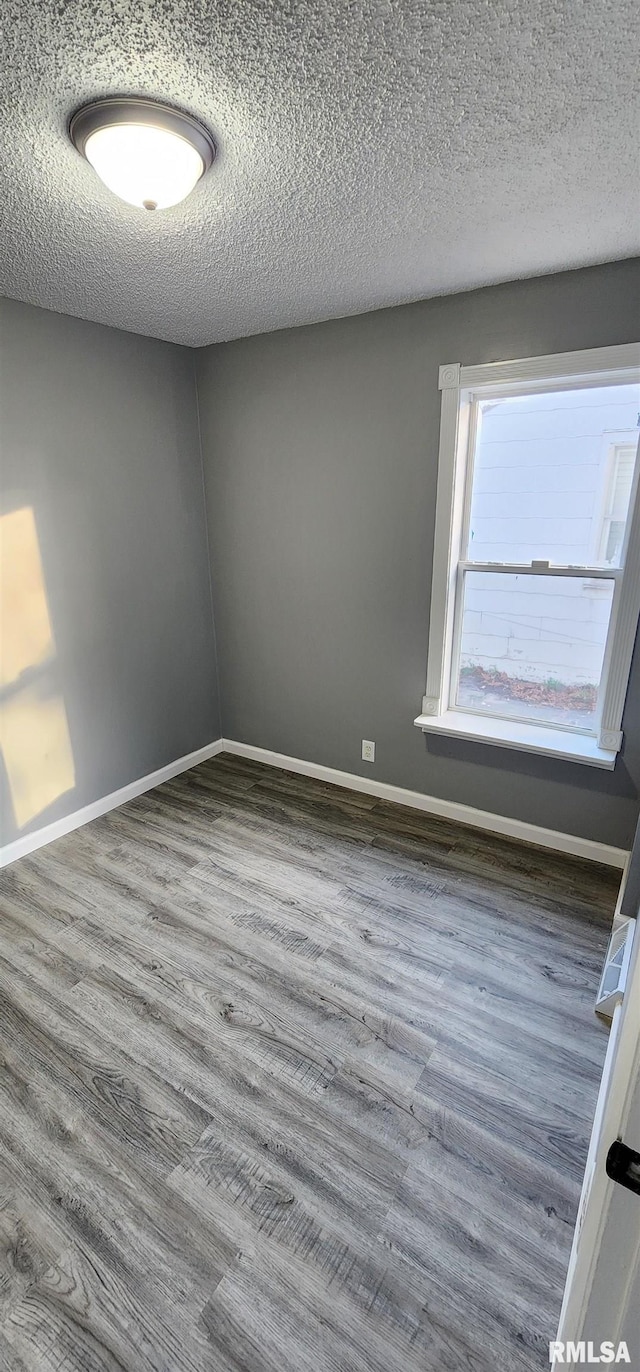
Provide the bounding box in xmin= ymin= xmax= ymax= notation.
xmin=597 ymin=443 xmax=636 ymax=565
xmin=416 ymin=344 xmax=640 ymax=768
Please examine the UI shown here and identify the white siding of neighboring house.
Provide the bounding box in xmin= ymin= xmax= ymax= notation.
xmin=461 ymin=385 xmax=639 ymax=689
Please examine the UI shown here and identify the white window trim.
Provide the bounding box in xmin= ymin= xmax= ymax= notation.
xmin=415 ymin=343 xmax=640 ymax=769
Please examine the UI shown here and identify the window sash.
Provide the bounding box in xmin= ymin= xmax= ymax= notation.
xmin=458 ymin=561 xmax=622 ymax=578
xmin=448 ymin=564 xmax=618 ymax=738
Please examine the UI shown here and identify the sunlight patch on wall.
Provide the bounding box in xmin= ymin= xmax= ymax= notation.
xmin=1 ymin=506 xmax=75 ymax=830
xmin=1 ymin=506 xmax=54 ymax=686
xmin=0 ymin=682 xmax=75 ymax=829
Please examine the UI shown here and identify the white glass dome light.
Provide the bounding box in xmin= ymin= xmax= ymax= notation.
xmin=69 ymin=98 xmax=216 ymax=211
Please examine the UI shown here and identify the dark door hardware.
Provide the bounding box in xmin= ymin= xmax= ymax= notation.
xmin=605 ymin=1139 xmax=640 ymax=1196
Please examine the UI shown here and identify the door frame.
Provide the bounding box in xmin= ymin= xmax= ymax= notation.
xmin=553 ymin=910 xmax=640 ymax=1360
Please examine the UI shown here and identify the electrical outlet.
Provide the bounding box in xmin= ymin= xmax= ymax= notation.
xmin=361 ymin=739 xmax=375 ymax=763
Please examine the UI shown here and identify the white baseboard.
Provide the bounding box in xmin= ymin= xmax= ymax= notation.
xmin=1 ymin=734 xmax=628 ymax=870
xmin=221 ymin=739 xmax=629 ymax=869
xmin=0 ymin=739 xmax=225 ymax=869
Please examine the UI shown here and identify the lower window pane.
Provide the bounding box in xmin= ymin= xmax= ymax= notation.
xmin=454 ymin=571 xmax=615 ymax=730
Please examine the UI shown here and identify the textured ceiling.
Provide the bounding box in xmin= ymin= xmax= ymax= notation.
xmin=1 ymin=1 xmax=638 ymax=347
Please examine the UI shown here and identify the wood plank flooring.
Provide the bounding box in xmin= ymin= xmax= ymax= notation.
xmin=0 ymin=753 xmax=619 ymax=1371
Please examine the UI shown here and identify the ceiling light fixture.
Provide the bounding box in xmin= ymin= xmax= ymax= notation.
xmin=69 ymin=97 xmax=216 ymax=211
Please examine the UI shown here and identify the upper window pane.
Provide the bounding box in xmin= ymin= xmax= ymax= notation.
xmin=466 ymin=383 xmax=639 ymax=567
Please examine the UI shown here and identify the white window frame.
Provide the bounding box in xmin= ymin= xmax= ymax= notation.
xmin=415 ymin=343 xmax=640 ymax=769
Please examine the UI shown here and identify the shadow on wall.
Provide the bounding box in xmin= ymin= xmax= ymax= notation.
xmin=0 ymin=504 xmax=75 ymax=833
xmin=422 ymin=728 xmax=639 ymax=800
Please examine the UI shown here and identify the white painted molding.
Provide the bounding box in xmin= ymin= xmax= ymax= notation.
xmin=221 ymin=739 xmax=628 ymax=868
xmin=414 ymin=709 xmax=618 ymax=770
xmin=423 ymin=378 xmax=467 ymax=713
xmin=598 ymin=437 xmax=640 ymax=751
xmin=460 ymin=341 xmax=640 ymax=393
xmin=438 ymin=362 xmax=461 ymax=389
xmin=599 ymin=729 xmax=624 ymax=753
xmin=0 ymin=739 xmax=225 ymax=868
xmin=2 ymin=733 xmax=628 ymax=871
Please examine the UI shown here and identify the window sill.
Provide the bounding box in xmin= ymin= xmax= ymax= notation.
xmin=413 ymin=710 xmax=617 ymax=769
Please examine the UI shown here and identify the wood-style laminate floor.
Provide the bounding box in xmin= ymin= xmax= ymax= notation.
xmin=0 ymin=754 xmax=619 ymax=1372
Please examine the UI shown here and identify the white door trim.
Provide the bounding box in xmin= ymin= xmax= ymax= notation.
xmin=554 ymin=914 xmax=640 ymax=1363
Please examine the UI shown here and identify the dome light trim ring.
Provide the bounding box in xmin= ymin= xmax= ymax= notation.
xmin=69 ymin=97 xmax=216 ymax=174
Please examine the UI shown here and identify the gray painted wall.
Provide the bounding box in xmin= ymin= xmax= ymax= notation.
xmin=196 ymin=258 xmax=640 ymax=849
xmin=621 ymin=816 xmax=640 ymax=917
xmin=1 ymin=298 xmax=220 ymax=845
